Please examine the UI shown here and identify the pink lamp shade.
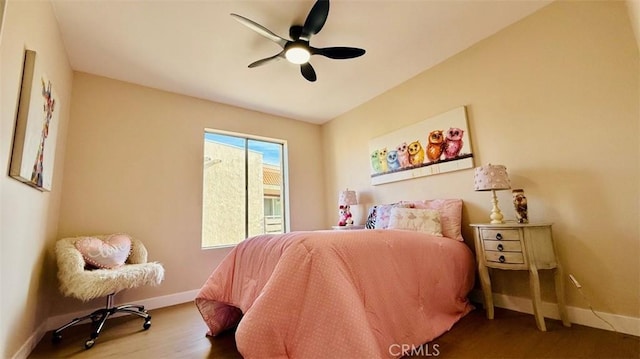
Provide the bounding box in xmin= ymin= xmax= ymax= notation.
xmin=473 ymin=164 xmax=511 ymax=191
xmin=338 ymin=189 xmax=358 ymax=206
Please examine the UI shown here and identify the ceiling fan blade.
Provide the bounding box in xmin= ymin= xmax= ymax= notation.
xmin=248 ymin=51 xmax=284 ymax=68
xmin=230 ymin=13 xmax=288 ymax=48
xmin=300 ymin=0 xmax=329 ymax=41
xmin=289 ymin=25 xmax=303 ymax=41
xmin=311 ymin=46 xmax=366 ymax=59
xmin=300 ymin=63 xmax=317 ymax=82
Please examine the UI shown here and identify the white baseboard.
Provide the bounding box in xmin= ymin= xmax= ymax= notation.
xmin=12 ymin=289 xmax=201 ymax=359
xmin=469 ymin=289 xmax=639 ymax=336
xmin=11 ymin=322 xmax=48 ymax=359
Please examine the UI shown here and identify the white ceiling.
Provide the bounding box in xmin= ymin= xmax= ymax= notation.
xmin=51 ymin=0 xmax=551 ymax=124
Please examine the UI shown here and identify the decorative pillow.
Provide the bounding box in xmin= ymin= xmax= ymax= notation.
xmin=403 ymin=199 xmax=463 ymax=241
xmin=388 ymin=207 xmax=443 ymax=236
xmin=75 ymin=234 xmax=132 ymax=269
xmin=365 ymin=206 xmax=377 ymax=229
xmin=374 ymin=202 xmax=414 ymax=229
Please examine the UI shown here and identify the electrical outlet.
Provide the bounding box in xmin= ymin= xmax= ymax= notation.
xmin=569 ymin=274 xmax=582 ymax=288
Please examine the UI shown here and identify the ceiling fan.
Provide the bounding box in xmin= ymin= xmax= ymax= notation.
xmin=231 ymin=0 xmax=365 ymax=82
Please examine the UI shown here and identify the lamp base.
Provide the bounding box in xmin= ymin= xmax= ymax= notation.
xmin=489 ymin=190 xmax=505 ymax=224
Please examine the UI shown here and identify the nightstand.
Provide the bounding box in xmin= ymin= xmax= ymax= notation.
xmin=470 ymin=222 xmax=571 ymax=331
xmin=331 ymin=225 xmax=365 ymax=230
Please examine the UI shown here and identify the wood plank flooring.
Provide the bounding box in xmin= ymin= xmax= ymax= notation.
xmin=29 ymin=302 xmax=639 ymax=358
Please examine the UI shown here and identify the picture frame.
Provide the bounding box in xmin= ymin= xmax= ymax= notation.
xmin=369 ymin=106 xmax=474 ymax=185
xmin=9 ymin=49 xmax=59 ymax=191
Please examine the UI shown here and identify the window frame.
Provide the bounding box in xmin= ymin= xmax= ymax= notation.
xmin=202 ymin=128 xmax=290 ymax=249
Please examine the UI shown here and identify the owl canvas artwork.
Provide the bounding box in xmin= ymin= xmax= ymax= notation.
xmin=426 ymin=130 xmax=445 ymax=162
xmin=368 ymin=106 xmax=474 ymax=185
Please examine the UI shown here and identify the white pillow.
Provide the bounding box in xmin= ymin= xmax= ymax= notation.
xmin=373 ymin=203 xmax=413 ymax=229
xmin=401 ymin=199 xmax=463 ymax=241
xmin=387 ymin=207 xmax=443 ymax=236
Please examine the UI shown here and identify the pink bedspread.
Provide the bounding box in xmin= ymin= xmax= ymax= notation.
xmin=195 ymin=229 xmax=475 ymax=358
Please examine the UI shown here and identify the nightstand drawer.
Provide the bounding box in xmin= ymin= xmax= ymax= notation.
xmin=480 ymin=228 xmax=521 ymax=241
xmin=483 ymin=240 xmax=522 ymax=252
xmin=484 ymin=251 xmax=525 ymax=264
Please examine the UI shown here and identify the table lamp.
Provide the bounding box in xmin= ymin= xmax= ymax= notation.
xmin=338 ymin=189 xmax=357 ymax=226
xmin=473 ymin=164 xmax=511 ymax=224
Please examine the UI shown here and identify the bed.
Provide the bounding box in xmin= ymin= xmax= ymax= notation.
xmin=196 ymin=204 xmax=476 ymax=358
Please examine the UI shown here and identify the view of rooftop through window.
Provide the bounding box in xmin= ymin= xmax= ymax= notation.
xmin=202 ymin=131 xmax=286 ymax=248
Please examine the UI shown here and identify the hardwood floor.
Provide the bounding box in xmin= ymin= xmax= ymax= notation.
xmin=29 ymin=302 xmax=639 ymax=358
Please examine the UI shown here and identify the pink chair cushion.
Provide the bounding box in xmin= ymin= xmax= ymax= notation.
xmin=75 ymin=234 xmax=132 ymax=269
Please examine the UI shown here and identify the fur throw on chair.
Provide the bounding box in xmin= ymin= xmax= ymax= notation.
xmin=56 ymin=235 xmax=165 ymax=302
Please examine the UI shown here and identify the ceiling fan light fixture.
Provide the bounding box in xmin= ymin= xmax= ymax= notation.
xmin=285 ymin=46 xmax=311 ymax=64
xmin=232 ymin=0 xmax=365 ymax=81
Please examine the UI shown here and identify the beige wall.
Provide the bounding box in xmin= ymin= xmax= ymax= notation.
xmin=52 ymin=72 xmax=326 ymax=316
xmin=0 ymin=1 xmax=73 ymax=357
xmin=322 ymin=0 xmax=639 ymax=318
xmin=628 ymin=0 xmax=640 ymax=49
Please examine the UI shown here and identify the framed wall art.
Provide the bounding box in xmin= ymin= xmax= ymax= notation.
xmin=9 ymin=49 xmax=59 ymax=191
xmin=369 ymin=106 xmax=474 ymax=185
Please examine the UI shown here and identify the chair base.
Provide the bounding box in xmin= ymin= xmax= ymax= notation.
xmin=52 ymin=293 xmax=151 ymax=349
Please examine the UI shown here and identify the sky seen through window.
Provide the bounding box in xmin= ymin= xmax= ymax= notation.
xmin=205 ymin=133 xmax=281 ymax=166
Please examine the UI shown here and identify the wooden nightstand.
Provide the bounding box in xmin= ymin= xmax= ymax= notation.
xmin=470 ymin=222 xmax=571 ymax=331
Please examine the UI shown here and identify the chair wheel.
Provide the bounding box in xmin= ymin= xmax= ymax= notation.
xmin=52 ymin=333 xmax=62 ymax=344
xmin=84 ymin=339 xmax=95 ymax=349
xmin=143 ymin=318 xmax=151 ymax=330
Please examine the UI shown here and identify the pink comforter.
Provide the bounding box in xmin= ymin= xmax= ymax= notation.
xmin=195 ymin=229 xmax=475 ymax=358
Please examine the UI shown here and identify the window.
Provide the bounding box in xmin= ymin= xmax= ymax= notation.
xmin=202 ymin=130 xmax=287 ymax=248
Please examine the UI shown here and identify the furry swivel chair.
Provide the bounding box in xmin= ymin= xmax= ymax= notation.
xmin=53 ymin=234 xmax=164 ymax=349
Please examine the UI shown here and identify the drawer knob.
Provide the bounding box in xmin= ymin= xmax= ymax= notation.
xmin=496 ymin=233 xmax=503 ymax=240
xmin=497 ymin=244 xmax=504 ymax=251
xmin=499 ymin=255 xmax=506 ymax=263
